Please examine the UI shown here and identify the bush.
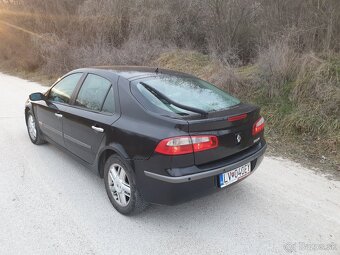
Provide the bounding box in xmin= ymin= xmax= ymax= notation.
xmin=293 ymin=54 xmax=340 ymax=116
xmin=256 ymin=40 xmax=299 ymax=97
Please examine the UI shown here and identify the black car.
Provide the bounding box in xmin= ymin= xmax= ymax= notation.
xmin=25 ymin=66 xmax=266 ymax=215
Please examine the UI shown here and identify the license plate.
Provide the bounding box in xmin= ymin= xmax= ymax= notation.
xmin=218 ymin=163 xmax=251 ymax=188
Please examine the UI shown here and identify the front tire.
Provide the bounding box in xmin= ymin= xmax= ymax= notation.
xmin=104 ymin=155 xmax=148 ymax=215
xmin=26 ymin=110 xmax=45 ymax=145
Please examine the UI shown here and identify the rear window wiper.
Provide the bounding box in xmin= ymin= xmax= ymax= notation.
xmin=139 ymin=82 xmax=208 ymax=116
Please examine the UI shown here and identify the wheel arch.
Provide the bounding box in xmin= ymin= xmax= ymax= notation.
xmin=97 ymin=145 xmax=129 ymax=178
xmin=24 ymin=103 xmax=33 ymax=123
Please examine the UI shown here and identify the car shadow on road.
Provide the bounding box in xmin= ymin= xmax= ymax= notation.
xmin=36 ymin=142 xmax=260 ymax=225
xmin=133 ymin=179 xmax=259 ymax=226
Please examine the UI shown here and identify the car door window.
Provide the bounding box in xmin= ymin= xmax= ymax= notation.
xmin=101 ymin=87 xmax=115 ymax=114
xmin=75 ymin=74 xmax=111 ymax=112
xmin=48 ymin=73 xmax=83 ymax=104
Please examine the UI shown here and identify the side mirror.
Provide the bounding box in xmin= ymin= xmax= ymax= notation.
xmin=29 ymin=92 xmax=45 ymax=101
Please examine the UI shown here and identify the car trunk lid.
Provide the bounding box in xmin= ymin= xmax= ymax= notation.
xmin=185 ymin=103 xmax=261 ymax=165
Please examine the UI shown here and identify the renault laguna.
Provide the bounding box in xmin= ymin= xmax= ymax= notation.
xmin=25 ymin=67 xmax=266 ymax=215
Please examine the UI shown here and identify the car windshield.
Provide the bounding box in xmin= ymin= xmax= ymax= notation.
xmin=134 ymin=75 xmax=240 ymax=115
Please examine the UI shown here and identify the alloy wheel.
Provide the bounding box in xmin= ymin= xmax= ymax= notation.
xmin=27 ymin=114 xmax=37 ymax=140
xmin=108 ymin=163 xmax=131 ymax=206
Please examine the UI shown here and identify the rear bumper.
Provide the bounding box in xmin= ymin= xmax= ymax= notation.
xmin=135 ymin=141 xmax=267 ymax=205
xmin=144 ymin=142 xmax=267 ymax=183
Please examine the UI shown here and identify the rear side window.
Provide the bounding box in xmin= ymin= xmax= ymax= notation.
xmin=134 ymin=75 xmax=240 ymax=115
xmin=49 ymin=73 xmax=82 ymax=104
xmin=75 ymin=74 xmax=111 ymax=112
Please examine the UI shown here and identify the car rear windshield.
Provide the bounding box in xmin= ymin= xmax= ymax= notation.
xmin=134 ymin=75 xmax=240 ymax=115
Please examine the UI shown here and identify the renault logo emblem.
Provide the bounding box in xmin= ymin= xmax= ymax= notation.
xmin=236 ymin=134 xmax=242 ymax=143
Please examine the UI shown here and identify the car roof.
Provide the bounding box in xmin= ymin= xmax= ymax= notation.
xmin=72 ymin=66 xmax=196 ymax=81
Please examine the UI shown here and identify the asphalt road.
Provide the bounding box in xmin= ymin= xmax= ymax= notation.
xmin=0 ymin=73 xmax=339 ymax=255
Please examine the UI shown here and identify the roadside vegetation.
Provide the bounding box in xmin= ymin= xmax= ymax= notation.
xmin=0 ymin=0 xmax=339 ymax=172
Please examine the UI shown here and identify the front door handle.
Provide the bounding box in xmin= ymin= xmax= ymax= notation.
xmin=55 ymin=113 xmax=63 ymax=118
xmin=91 ymin=126 xmax=104 ymax=133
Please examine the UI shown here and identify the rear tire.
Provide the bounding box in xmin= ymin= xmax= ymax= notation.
xmin=26 ymin=110 xmax=46 ymax=145
xmin=104 ymin=155 xmax=148 ymax=215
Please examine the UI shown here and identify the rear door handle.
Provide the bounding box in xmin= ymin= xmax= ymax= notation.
xmin=91 ymin=126 xmax=104 ymax=133
xmin=55 ymin=113 xmax=63 ymax=118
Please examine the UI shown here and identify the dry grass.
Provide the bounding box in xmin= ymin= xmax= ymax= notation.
xmin=0 ymin=26 xmax=42 ymax=72
xmin=154 ymin=51 xmax=242 ymax=94
xmin=256 ymin=41 xmax=300 ymax=97
xmin=30 ymin=35 xmax=169 ymax=77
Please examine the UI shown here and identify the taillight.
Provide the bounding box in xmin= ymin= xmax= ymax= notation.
xmin=252 ymin=116 xmax=265 ymax=136
xmin=155 ymin=135 xmax=218 ymax=155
